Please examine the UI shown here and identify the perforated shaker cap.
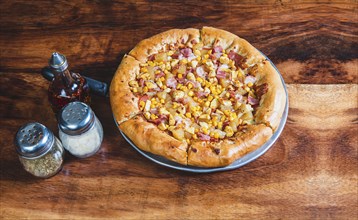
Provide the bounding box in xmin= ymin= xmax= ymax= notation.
xmin=49 ymin=52 xmax=68 ymax=72
xmin=58 ymin=102 xmax=95 ymax=135
xmin=14 ymin=122 xmax=54 ymax=159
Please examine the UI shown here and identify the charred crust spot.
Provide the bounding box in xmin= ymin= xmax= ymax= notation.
xmin=131 ymin=98 xmax=135 ymax=101
xmin=213 ymin=148 xmax=220 ymax=155
xmin=191 ymin=147 xmax=197 ymax=153
xmin=121 ymin=80 xmax=124 ymax=83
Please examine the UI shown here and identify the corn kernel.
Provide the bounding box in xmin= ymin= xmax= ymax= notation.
xmin=140 ymin=63 xmax=148 ymax=67
xmin=196 ymin=56 xmax=202 ymax=61
xmin=193 ymin=134 xmax=198 ymax=139
xmin=185 ymin=112 xmax=192 ymax=118
xmin=143 ymin=87 xmax=148 ymax=93
xmin=218 ymin=122 xmax=223 ymax=130
xmin=202 ymin=127 xmax=209 ymax=135
xmin=245 ymin=87 xmax=250 ymax=92
xmin=193 ymin=96 xmax=198 ymax=101
xmin=144 ymin=112 xmax=151 ymax=120
xmin=186 ymin=139 xmax=191 ymax=144
xmin=167 ymin=51 xmax=174 ymax=56
xmin=214 ymin=133 xmax=220 ymax=139
xmin=204 ymin=101 xmax=210 ymax=107
xmin=150 ymin=114 xmax=158 ymax=120
xmin=194 ymin=49 xmax=201 ymax=56
xmin=139 ymin=101 xmax=145 ymax=110
xmin=158 ymin=123 xmax=167 ymax=131
xmin=181 ymin=58 xmax=188 ymax=64
xmin=207 ymin=50 xmax=212 ymax=55
xmin=132 ymin=88 xmax=138 ymax=93
xmin=188 ymin=91 xmax=194 ymax=96
xmin=178 ymin=73 xmax=183 ymax=79
xmin=194 ymin=128 xmax=199 ymax=133
xmin=225 ymin=92 xmax=230 ymax=98
xmin=221 ymin=115 xmax=226 ymax=122
xmin=187 ymin=83 xmax=193 ymax=89
xmin=169 ymin=115 xmax=175 ymax=126
xmin=140 ymin=67 xmax=148 ymax=73
xmin=181 ymin=86 xmax=188 ymax=92
xmin=196 ymin=77 xmax=203 ymax=83
xmin=160 ymin=99 xmax=165 ymax=104
xmin=219 ymin=56 xmax=230 ymax=64
xmin=225 ymin=126 xmax=234 ymax=137
xmin=247 ymin=82 xmax=253 ymax=87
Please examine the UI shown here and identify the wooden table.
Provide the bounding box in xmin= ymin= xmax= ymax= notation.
xmin=1 ymin=1 xmax=357 ymax=219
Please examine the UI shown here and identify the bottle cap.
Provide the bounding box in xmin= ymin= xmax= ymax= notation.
xmin=49 ymin=52 xmax=68 ymax=72
xmin=14 ymin=122 xmax=54 ymax=159
xmin=58 ymin=102 xmax=95 ymax=135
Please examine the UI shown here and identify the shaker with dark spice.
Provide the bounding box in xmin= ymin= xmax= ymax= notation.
xmin=14 ymin=122 xmax=64 ymax=178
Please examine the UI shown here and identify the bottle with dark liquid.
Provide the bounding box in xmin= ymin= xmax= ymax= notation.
xmin=48 ymin=52 xmax=91 ymax=113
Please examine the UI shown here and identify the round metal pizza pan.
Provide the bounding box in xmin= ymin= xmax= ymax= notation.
xmin=115 ymin=56 xmax=288 ymax=173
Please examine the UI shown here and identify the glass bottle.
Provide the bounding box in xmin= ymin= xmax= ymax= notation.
xmin=14 ymin=122 xmax=65 ymax=178
xmin=47 ymin=52 xmax=91 ymax=114
xmin=58 ymin=102 xmax=103 ymax=158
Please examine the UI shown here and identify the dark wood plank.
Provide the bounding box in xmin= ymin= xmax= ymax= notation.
xmin=0 ymin=1 xmax=357 ymax=83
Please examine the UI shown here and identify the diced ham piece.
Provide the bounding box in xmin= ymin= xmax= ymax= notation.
xmin=228 ymin=50 xmax=247 ymax=69
xmin=155 ymin=71 xmax=165 ymax=79
xmin=196 ymin=66 xmax=207 ymax=78
xmin=191 ymin=39 xmax=198 ymax=44
xmin=248 ymin=96 xmax=259 ymax=105
xmin=198 ymin=132 xmax=211 ymax=141
xmin=166 ymin=77 xmax=178 ymax=89
xmin=148 ymin=54 xmax=155 ymax=61
xmin=180 ymin=48 xmax=193 ymax=58
xmin=196 ymin=91 xmax=209 ymax=98
xmin=211 ymin=46 xmax=223 ymax=59
xmin=255 ymin=83 xmax=268 ymax=100
xmin=216 ymin=70 xmax=226 ymax=79
xmin=139 ymin=78 xmax=145 ymax=87
xmin=186 ymin=80 xmax=200 ymax=88
xmin=151 ymin=114 xmax=168 ymax=125
xmin=244 ymin=75 xmax=256 ymax=84
xmin=213 ymin=46 xmax=223 ymax=53
xmin=150 ymin=108 xmax=159 ymax=114
xmin=139 ymin=95 xmax=149 ymax=102
xmin=230 ymin=91 xmax=243 ymax=101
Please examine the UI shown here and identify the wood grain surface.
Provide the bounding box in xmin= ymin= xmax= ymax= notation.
xmin=0 ymin=0 xmax=357 ymax=219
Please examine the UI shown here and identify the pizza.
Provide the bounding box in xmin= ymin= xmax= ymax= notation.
xmin=110 ymin=27 xmax=286 ymax=167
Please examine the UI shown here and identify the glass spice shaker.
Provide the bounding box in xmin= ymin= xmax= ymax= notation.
xmin=48 ymin=52 xmax=91 ymax=114
xmin=58 ymin=101 xmax=103 ymax=158
xmin=14 ymin=122 xmax=64 ymax=178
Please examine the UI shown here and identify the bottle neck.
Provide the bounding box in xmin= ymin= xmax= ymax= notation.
xmin=54 ymin=69 xmax=74 ymax=87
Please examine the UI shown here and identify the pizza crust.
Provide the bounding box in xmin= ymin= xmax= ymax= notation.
xmin=188 ymin=124 xmax=273 ymax=167
xmin=110 ymin=55 xmax=141 ymax=125
xmin=201 ymin=26 xmax=266 ymax=66
xmin=254 ymin=61 xmax=286 ymax=131
xmin=129 ymin=28 xmax=201 ymax=63
xmin=119 ymin=115 xmax=189 ymax=165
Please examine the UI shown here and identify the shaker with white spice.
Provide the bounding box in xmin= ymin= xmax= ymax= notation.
xmin=58 ymin=101 xmax=103 ymax=158
xmin=14 ymin=122 xmax=64 ymax=178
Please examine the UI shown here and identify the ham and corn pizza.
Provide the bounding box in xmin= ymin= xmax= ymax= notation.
xmin=110 ymin=27 xmax=286 ymax=167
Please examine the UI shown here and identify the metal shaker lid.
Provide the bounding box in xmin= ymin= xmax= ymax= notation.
xmin=49 ymin=52 xmax=68 ymax=72
xmin=15 ymin=122 xmax=54 ymax=159
xmin=58 ymin=102 xmax=95 ymax=135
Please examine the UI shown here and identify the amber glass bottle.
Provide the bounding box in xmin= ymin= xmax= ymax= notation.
xmin=47 ymin=52 xmax=90 ymax=113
